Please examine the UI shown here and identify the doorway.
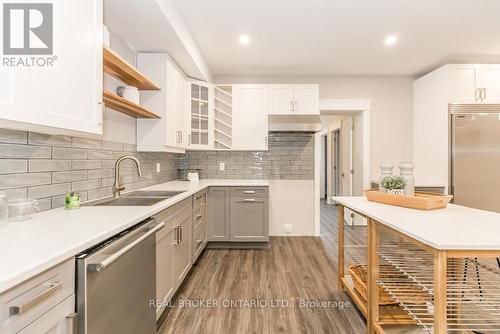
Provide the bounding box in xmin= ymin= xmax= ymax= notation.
xmin=314 ymin=99 xmax=371 ymax=236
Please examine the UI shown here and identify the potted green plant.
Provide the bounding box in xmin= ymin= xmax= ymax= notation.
xmin=381 ymin=176 xmax=406 ymax=196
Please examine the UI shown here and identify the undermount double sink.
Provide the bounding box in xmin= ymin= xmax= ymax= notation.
xmin=88 ymin=190 xmax=186 ymax=206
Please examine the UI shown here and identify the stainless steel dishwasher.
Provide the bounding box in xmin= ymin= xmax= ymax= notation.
xmin=76 ymin=218 xmax=164 ymax=334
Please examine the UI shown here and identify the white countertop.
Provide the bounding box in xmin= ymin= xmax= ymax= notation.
xmin=333 ymin=196 xmax=500 ymax=251
xmin=0 ymin=179 xmax=269 ymax=294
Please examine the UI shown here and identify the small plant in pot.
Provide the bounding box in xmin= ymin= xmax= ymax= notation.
xmin=381 ymin=176 xmax=406 ymax=196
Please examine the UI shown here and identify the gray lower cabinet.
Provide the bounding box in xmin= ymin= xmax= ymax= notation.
xmin=230 ymin=197 xmax=269 ymax=242
xmin=208 ymin=187 xmax=231 ymax=241
xmin=192 ymin=190 xmax=208 ymax=262
xmin=153 ymin=197 xmax=192 ymax=320
xmin=208 ymin=186 xmax=269 ymax=242
xmin=172 ymin=209 xmax=192 ymax=288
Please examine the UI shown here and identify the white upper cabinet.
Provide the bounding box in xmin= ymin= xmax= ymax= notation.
xmin=232 ymin=85 xmax=269 ymax=151
xmin=0 ymin=68 xmax=28 ymax=122
xmin=189 ymin=81 xmax=213 ymax=150
xmin=137 ymin=53 xmax=187 ymax=153
xmin=293 ymin=85 xmax=319 ymax=114
xmin=269 ymin=84 xmax=319 ymax=115
xmin=449 ymin=65 xmax=481 ymax=103
xmin=478 ymin=64 xmax=500 ymax=103
xmin=0 ymin=0 xmax=103 ymax=136
xmin=269 ymin=85 xmax=294 ymax=115
xmin=449 ymin=64 xmax=500 ymax=103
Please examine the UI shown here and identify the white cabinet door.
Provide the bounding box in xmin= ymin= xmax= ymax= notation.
xmin=28 ymin=0 xmax=103 ymax=135
xmin=480 ymin=64 xmax=500 ymax=103
xmin=175 ymin=71 xmax=188 ymax=148
xmin=232 ymin=85 xmax=269 ymax=150
xmin=165 ymin=61 xmax=178 ymax=147
xmin=293 ymin=84 xmax=319 ymax=114
xmin=0 ymin=68 xmax=28 ymax=122
xmin=18 ymin=295 xmax=75 ymax=334
xmin=449 ymin=64 xmax=481 ymax=103
xmin=269 ymin=85 xmax=294 ymax=115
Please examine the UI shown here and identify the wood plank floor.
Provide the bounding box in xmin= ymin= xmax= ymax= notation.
xmin=158 ymin=200 xmax=420 ymax=334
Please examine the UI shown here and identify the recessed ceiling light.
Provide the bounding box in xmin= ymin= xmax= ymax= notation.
xmin=384 ymin=35 xmax=398 ymax=46
xmin=239 ymin=35 xmax=250 ymax=45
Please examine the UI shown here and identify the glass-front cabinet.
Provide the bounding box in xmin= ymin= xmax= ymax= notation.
xmin=189 ymin=81 xmax=213 ymax=149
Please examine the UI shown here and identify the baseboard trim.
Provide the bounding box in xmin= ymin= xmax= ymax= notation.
xmin=206 ymin=241 xmax=271 ymax=249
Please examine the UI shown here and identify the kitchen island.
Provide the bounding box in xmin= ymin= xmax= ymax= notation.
xmin=333 ymin=196 xmax=500 ymax=334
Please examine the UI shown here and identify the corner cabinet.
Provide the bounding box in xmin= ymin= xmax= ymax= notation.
xmin=189 ymin=81 xmax=213 ymax=150
xmin=0 ymin=0 xmax=103 ymax=137
xmin=137 ymin=53 xmax=188 ymax=153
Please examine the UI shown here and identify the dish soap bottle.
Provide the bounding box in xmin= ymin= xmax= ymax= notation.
xmin=399 ymin=162 xmax=415 ymax=196
xmin=379 ymin=162 xmax=394 ymax=192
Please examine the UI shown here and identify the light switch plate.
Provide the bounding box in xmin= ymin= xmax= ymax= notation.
xmin=156 ymin=163 xmax=161 ymax=173
xmin=219 ymin=162 xmax=225 ymax=171
xmin=284 ymin=224 xmax=293 ymax=233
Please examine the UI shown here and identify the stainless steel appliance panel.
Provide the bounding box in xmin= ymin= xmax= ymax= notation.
xmin=451 ymin=112 xmax=500 ymax=212
xmin=77 ymin=219 xmax=161 ymax=334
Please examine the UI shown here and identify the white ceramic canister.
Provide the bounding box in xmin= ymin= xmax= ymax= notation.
xmin=379 ymin=162 xmax=394 ymax=191
xmin=116 ymin=86 xmax=140 ymax=104
xmin=399 ymin=162 xmax=415 ymax=196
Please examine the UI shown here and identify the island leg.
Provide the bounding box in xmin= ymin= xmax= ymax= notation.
xmin=367 ymin=218 xmax=380 ymax=334
xmin=338 ymin=205 xmax=345 ymax=291
xmin=434 ymin=250 xmax=447 ymax=333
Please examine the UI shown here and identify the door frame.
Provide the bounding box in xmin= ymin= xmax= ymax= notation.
xmin=313 ymin=100 xmax=371 ymax=236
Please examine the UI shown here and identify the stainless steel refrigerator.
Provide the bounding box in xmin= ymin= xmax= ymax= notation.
xmin=450 ymin=105 xmax=500 ymax=212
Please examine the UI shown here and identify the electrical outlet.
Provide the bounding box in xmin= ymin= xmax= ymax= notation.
xmin=284 ymin=224 xmax=293 ymax=234
xmin=219 ymin=162 xmax=225 ymax=171
xmin=156 ymin=163 xmax=161 ymax=173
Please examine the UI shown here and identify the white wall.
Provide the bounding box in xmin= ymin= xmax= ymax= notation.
xmin=269 ymin=181 xmax=315 ymax=236
xmin=215 ymin=75 xmax=414 ymax=180
xmin=102 ymin=30 xmax=138 ymax=145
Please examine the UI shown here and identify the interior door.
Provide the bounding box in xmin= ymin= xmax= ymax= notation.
xmin=29 ymin=0 xmax=103 ymax=135
xmin=232 ymin=85 xmax=269 ymax=150
xmin=333 ymin=130 xmax=341 ymax=196
xmin=480 ymin=65 xmax=500 ymax=103
xmin=340 ymin=117 xmax=353 ymax=196
xmin=449 ymin=64 xmax=481 ymax=104
xmin=452 ymin=112 xmax=500 ymax=212
xmin=269 ymin=85 xmax=294 ymax=115
xmin=293 ymin=85 xmax=319 ymax=114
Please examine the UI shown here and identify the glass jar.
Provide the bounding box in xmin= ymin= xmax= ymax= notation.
xmin=8 ymin=198 xmax=39 ymax=222
xmin=0 ymin=192 xmax=7 ymax=227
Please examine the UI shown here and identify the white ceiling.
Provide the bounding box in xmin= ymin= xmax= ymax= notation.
xmin=173 ymin=0 xmax=500 ymax=76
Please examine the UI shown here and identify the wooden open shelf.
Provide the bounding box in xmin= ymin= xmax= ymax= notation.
xmin=103 ymin=47 xmax=160 ymax=90
xmin=103 ymin=90 xmax=160 ymax=119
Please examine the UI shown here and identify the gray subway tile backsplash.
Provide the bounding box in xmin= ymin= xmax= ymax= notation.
xmin=0 ymin=130 xmax=312 ymax=211
xmin=180 ymin=132 xmax=314 ymax=180
xmin=0 ymin=130 xmax=182 ymax=211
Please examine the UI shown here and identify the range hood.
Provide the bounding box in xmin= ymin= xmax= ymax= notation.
xmin=268 ymin=114 xmax=321 ymax=132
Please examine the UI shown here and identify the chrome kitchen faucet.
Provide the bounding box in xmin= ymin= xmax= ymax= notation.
xmin=113 ymin=156 xmax=142 ymax=198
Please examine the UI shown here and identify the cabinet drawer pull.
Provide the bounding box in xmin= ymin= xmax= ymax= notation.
xmin=482 ymin=88 xmax=487 ymax=100
xmin=196 ymin=194 xmax=203 ymax=200
xmin=174 ymin=226 xmax=181 ymax=245
xmin=243 ymin=190 xmax=255 ymax=194
xmin=475 ymin=88 xmax=481 ymax=101
xmin=10 ymin=282 xmax=62 ymax=315
xmin=244 ymin=199 xmax=256 ymax=202
xmin=180 ymin=226 xmax=183 ymax=242
xmin=196 ymin=214 xmax=202 ymax=220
